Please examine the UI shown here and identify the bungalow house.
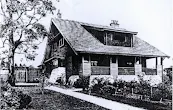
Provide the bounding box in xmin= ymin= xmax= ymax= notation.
xmin=41 ymin=18 xmax=169 ymax=84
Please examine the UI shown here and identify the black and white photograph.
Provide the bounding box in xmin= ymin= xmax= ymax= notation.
xmin=0 ymin=0 xmax=172 ymax=110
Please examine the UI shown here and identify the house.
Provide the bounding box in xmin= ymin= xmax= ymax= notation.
xmin=41 ymin=18 xmax=169 ymax=84
xmin=14 ymin=64 xmax=40 ymax=83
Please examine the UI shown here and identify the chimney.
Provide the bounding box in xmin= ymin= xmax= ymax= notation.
xmin=110 ymin=20 xmax=119 ymax=28
xmin=57 ymin=9 xmax=61 ymax=19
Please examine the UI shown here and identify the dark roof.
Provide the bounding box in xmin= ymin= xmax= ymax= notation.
xmin=79 ymin=22 xmax=138 ymax=34
xmin=51 ymin=18 xmax=169 ymax=57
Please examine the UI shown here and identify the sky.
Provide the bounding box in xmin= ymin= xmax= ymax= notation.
xmin=1 ymin=0 xmax=172 ymax=68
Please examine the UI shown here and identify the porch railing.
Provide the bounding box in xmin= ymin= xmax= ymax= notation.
xmin=118 ymin=67 xmax=135 ymax=75
xmin=142 ymin=68 xmax=157 ymax=75
xmin=91 ymin=66 xmax=110 ymax=75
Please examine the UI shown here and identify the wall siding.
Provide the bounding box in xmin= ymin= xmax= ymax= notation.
xmin=28 ymin=68 xmax=40 ymax=82
xmin=65 ymin=56 xmax=73 ymax=82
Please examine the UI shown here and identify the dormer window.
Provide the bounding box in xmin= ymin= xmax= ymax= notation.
xmin=104 ymin=32 xmax=132 ymax=47
xmin=82 ymin=25 xmax=134 ymax=47
xmin=104 ymin=33 xmax=113 ymax=45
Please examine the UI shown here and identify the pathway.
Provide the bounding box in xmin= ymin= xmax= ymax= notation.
xmin=45 ymin=86 xmax=145 ymax=110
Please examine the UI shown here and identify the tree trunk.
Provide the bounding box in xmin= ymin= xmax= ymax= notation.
xmin=6 ymin=8 xmax=15 ymax=86
xmin=8 ymin=49 xmax=15 ymax=86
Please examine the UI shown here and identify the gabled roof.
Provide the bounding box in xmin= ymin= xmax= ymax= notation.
xmin=51 ymin=18 xmax=169 ymax=58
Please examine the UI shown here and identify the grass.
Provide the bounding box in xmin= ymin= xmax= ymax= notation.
xmin=14 ymin=86 xmax=108 ymax=110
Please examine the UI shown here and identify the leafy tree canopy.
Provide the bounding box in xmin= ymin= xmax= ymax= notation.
xmin=0 ymin=0 xmax=56 ymax=62
xmin=0 ymin=0 xmax=57 ymax=85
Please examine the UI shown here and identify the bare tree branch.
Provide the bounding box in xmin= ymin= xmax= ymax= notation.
xmin=0 ymin=38 xmax=9 ymax=48
xmin=15 ymin=1 xmax=29 ymax=21
xmin=0 ymin=1 xmax=7 ymax=18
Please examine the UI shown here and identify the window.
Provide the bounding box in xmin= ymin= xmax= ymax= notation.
xmin=113 ymin=33 xmax=125 ymax=42
xmin=104 ymin=33 xmax=113 ymax=45
xmin=108 ymin=33 xmax=113 ymax=41
xmin=104 ymin=32 xmax=132 ymax=47
xmin=59 ymin=38 xmax=64 ymax=47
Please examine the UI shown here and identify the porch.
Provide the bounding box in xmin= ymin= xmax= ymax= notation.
xmin=81 ymin=54 xmax=163 ymax=78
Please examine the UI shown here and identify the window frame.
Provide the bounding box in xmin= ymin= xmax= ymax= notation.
xmin=59 ymin=38 xmax=64 ymax=47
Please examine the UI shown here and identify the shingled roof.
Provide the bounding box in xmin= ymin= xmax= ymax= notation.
xmin=51 ymin=18 xmax=169 ymax=58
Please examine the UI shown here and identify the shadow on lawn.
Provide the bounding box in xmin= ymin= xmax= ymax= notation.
xmin=17 ymin=87 xmax=108 ymax=110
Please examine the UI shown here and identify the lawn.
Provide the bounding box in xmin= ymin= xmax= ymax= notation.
xmin=14 ymin=86 xmax=108 ymax=110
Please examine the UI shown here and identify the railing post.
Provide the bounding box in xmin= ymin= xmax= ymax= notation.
xmin=156 ymin=57 xmax=158 ymax=74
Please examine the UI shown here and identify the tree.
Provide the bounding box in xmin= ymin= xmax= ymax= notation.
xmin=0 ymin=0 xmax=57 ymax=86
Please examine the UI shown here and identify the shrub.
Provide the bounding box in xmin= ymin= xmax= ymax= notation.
xmin=73 ymin=78 xmax=83 ymax=88
xmin=137 ymin=76 xmax=151 ymax=96
xmin=151 ymin=83 xmax=172 ymax=101
xmin=113 ymin=80 xmax=118 ymax=88
xmin=100 ymin=85 xmax=116 ymax=95
xmin=0 ymin=81 xmax=32 ymax=109
xmin=18 ymin=91 xmax=32 ymax=109
xmin=81 ymin=76 xmax=90 ymax=90
xmin=117 ymin=80 xmax=125 ymax=89
xmin=90 ymin=77 xmax=108 ymax=94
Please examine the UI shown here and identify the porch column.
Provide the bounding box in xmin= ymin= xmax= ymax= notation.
xmin=157 ymin=57 xmax=163 ymax=80
xmin=135 ymin=57 xmax=142 ymax=75
xmin=25 ymin=68 xmax=28 ymax=82
xmin=82 ymin=55 xmax=91 ymax=77
xmin=81 ymin=55 xmax=91 ymax=88
xmin=110 ymin=56 xmax=118 ymax=79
